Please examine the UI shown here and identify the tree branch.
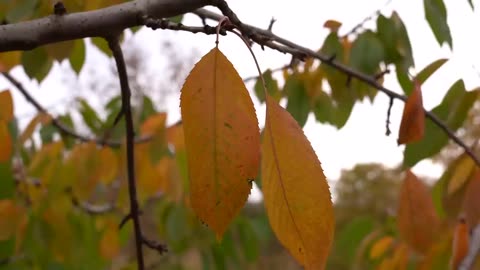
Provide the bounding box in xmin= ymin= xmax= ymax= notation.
xmin=1 ymin=72 xmax=150 ymax=147
xmin=193 ymin=5 xmax=480 ymax=167
xmin=0 ymin=0 xmax=214 ymax=52
xmin=107 ymin=35 xmax=146 ymax=269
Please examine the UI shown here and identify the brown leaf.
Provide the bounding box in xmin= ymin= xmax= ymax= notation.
xmin=450 ymin=219 xmax=469 ymax=270
xmin=463 ymin=168 xmax=480 ymax=227
xmin=0 ymin=90 xmax=13 ymax=121
xmin=0 ymin=120 xmax=12 ymax=162
xmin=398 ymin=81 xmax=425 ymax=144
xmin=180 ymin=47 xmax=260 ymax=239
xmin=397 ymin=170 xmax=439 ymax=254
xmin=262 ymin=96 xmax=334 ymax=270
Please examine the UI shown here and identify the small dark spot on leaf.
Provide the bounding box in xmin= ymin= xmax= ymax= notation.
xmin=224 ymin=122 xmax=232 ymax=129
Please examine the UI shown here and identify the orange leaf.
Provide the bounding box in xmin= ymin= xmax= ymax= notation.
xmin=19 ymin=113 xmax=52 ymax=144
xmin=450 ymin=218 xmax=469 ymax=270
xmin=0 ymin=120 xmax=12 ymax=162
xmin=398 ymin=81 xmax=425 ymax=144
xmin=99 ymin=223 xmax=120 ymax=259
xmin=0 ymin=51 xmax=21 ymax=72
xmin=463 ymin=169 xmax=480 ymax=227
xmin=323 ymin=20 xmax=342 ymax=32
xmin=370 ymin=236 xmax=394 ymax=259
xmin=140 ymin=112 xmax=167 ymax=136
xmin=391 ymin=243 xmax=409 ymax=270
xmin=180 ymin=47 xmax=260 ymax=238
xmin=262 ymin=96 xmax=334 ymax=270
xmin=0 ymin=90 xmax=13 ymax=121
xmin=397 ymin=170 xmax=439 ymax=254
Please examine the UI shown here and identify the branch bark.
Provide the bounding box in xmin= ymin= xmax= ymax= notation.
xmin=0 ymin=0 xmax=213 ymax=52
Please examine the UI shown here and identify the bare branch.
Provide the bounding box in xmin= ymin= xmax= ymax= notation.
xmin=1 ymin=72 xmax=150 ymax=147
xmin=107 ymin=35 xmax=146 ymax=269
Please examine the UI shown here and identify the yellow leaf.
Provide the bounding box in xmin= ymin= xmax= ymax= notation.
xmin=167 ymin=123 xmax=185 ymax=151
xmin=97 ymin=147 xmax=118 ymax=185
xmin=398 ymin=81 xmax=425 ymax=144
xmin=140 ymin=113 xmax=167 ymax=136
xmin=99 ymin=223 xmax=120 ymax=259
xmin=262 ymin=95 xmax=334 ymax=270
xmin=19 ymin=113 xmax=52 ymax=144
xmin=397 ymin=170 xmax=439 ymax=254
xmin=391 ymin=243 xmax=409 ymax=270
xmin=180 ymin=47 xmax=260 ymax=239
xmin=0 ymin=200 xmax=21 ymax=241
xmin=28 ymin=141 xmax=64 ymax=185
xmin=0 ymin=120 xmax=12 ymax=162
xmin=0 ymin=90 xmax=13 ymax=121
xmin=0 ymin=51 xmax=21 ymax=72
xmin=376 ymin=256 xmax=394 ymax=270
xmin=370 ymin=236 xmax=394 ymax=259
xmin=447 ymin=153 xmax=475 ymax=195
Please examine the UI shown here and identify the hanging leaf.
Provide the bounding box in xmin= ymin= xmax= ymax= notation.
xmin=463 ymin=169 xmax=480 ymax=227
xmin=349 ymin=30 xmax=384 ymax=75
xmin=19 ymin=113 xmax=52 ymax=144
xmin=404 ymin=81 xmax=478 ymax=167
xmin=402 ymin=58 xmax=448 ymax=95
xmin=398 ymin=81 xmax=425 ymax=144
xmin=446 ymin=153 xmax=475 ymax=195
xmin=21 ymin=47 xmax=53 ymax=82
xmin=254 ymin=69 xmax=280 ymax=103
xmin=450 ymin=218 xmax=469 ymax=270
xmin=0 ymin=51 xmax=21 ymax=72
xmin=424 ymin=0 xmax=452 ymax=48
xmin=370 ymin=236 xmax=394 ymax=259
xmin=262 ymin=95 xmax=334 ymax=269
xmin=0 ymin=90 xmax=13 ymax=122
xmin=285 ymin=74 xmax=310 ymax=127
xmin=0 ymin=121 xmax=12 ymax=162
xmin=180 ymin=47 xmax=260 ymax=239
xmin=391 ymin=243 xmax=409 ymax=269
xmin=397 ymin=170 xmax=439 ymax=254
xmin=69 ymin=39 xmax=86 ymax=74
xmin=99 ymin=223 xmax=120 ymax=260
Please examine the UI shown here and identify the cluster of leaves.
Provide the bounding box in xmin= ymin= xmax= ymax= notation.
xmin=0 ymin=0 xmax=479 ymax=269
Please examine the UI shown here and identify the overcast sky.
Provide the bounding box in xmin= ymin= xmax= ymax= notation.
xmin=2 ymin=0 xmax=480 ymax=185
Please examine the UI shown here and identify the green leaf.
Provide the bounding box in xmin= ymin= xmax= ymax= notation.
xmin=376 ymin=14 xmax=401 ymax=65
xmin=58 ymin=114 xmax=75 ymax=149
xmin=237 ymin=218 xmax=259 ymax=262
xmin=285 ymin=74 xmax=310 ymax=127
xmin=138 ymin=95 xmax=157 ymax=123
xmin=91 ymin=37 xmax=112 ymax=57
xmin=39 ymin=124 xmax=56 ymax=144
xmin=313 ymin=91 xmax=334 ymax=124
xmin=69 ymin=39 xmax=86 ymax=74
xmin=391 ymin=12 xmax=414 ymax=69
xmin=404 ymin=80 xmax=478 ymax=166
xmin=78 ymin=98 xmax=103 ymax=134
xmin=333 ymin=216 xmax=374 ymax=265
xmin=424 ymin=0 xmax=452 ymax=48
xmin=169 ymin=15 xmax=183 ymax=24
xmin=21 ymin=47 xmax=53 ymax=82
xmin=0 ymin=161 xmax=15 ymax=199
xmin=5 ymin=0 xmax=36 ymax=22
xmin=349 ymin=30 xmax=384 ymax=75
xmin=254 ymin=69 xmax=280 ymax=103
xmin=401 ymin=58 xmax=449 ymax=95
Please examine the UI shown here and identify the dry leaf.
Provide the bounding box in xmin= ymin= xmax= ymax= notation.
xmin=323 ymin=20 xmax=342 ymax=32
xmin=397 ymin=170 xmax=439 ymax=254
xmin=99 ymin=223 xmax=120 ymax=259
xmin=398 ymin=81 xmax=425 ymax=144
xmin=180 ymin=47 xmax=260 ymax=239
xmin=262 ymin=95 xmax=334 ymax=270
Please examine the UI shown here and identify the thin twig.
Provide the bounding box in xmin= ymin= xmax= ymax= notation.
xmin=193 ymin=4 xmax=480 ymax=166
xmin=386 ymin=97 xmax=394 ymax=136
xmin=107 ymin=35 xmax=145 ymax=270
xmin=340 ymin=0 xmax=392 ymax=38
xmin=1 ymin=72 xmax=150 ymax=147
xmin=141 ymin=16 xmax=225 ymax=35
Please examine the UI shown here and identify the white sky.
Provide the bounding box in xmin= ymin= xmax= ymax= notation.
xmin=2 ymin=0 xmax=480 ymax=185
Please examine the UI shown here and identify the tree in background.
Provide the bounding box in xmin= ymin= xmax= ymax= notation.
xmin=0 ymin=1 xmax=479 ymax=269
